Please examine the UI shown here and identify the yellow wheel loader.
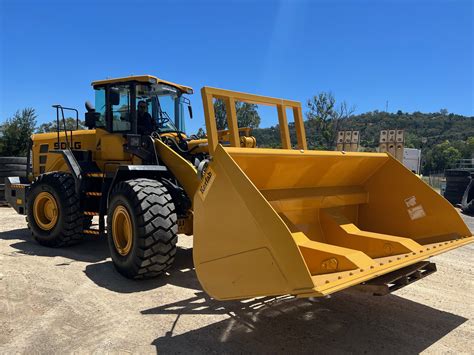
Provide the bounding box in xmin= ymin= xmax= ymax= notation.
xmin=5 ymin=75 xmax=473 ymax=299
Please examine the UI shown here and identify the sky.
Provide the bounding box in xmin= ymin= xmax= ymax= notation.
xmin=0 ymin=0 xmax=472 ymax=134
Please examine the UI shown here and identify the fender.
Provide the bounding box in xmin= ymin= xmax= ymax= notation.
xmin=106 ymin=165 xmax=168 ymax=204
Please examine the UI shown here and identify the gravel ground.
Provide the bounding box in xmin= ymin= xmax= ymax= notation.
xmin=0 ymin=206 xmax=473 ymax=354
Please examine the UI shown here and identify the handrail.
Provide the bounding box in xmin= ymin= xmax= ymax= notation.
xmin=52 ymin=105 xmax=79 ymax=150
xmin=201 ymin=87 xmax=307 ymax=155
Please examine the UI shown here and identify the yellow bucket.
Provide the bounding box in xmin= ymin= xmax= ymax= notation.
xmin=193 ymin=145 xmax=473 ymax=300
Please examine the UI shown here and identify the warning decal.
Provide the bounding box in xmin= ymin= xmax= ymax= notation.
xmin=404 ymin=196 xmax=426 ymax=220
xmin=198 ymin=165 xmax=216 ymax=200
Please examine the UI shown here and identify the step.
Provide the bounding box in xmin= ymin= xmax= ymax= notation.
xmin=83 ymin=229 xmax=100 ymax=235
xmin=83 ymin=211 xmax=99 ymax=216
xmin=85 ymin=172 xmax=105 ymax=178
xmin=85 ymin=192 xmax=102 ymax=197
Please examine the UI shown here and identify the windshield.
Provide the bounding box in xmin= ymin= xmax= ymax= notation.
xmin=136 ymin=83 xmax=181 ymax=133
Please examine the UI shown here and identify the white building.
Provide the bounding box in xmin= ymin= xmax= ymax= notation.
xmin=403 ymin=148 xmax=422 ymax=174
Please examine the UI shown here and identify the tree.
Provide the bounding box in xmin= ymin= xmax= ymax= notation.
xmin=0 ymin=108 xmax=37 ymax=156
xmin=306 ymin=92 xmax=336 ymax=122
xmin=467 ymin=136 xmax=474 ymax=156
xmin=306 ymin=92 xmax=355 ymax=149
xmin=422 ymin=140 xmax=462 ymax=173
xmin=36 ymin=117 xmax=85 ymax=133
xmin=332 ymin=99 xmax=356 ymax=138
xmin=213 ymin=99 xmax=261 ymax=130
xmin=214 ymin=99 xmax=227 ymax=130
xmin=195 ymin=127 xmax=206 ymax=138
xmin=236 ymin=102 xmax=261 ymax=129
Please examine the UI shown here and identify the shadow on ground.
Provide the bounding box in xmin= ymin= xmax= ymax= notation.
xmin=32 ymin=229 xmax=468 ymax=353
xmin=1 ymin=225 xmax=198 ymax=292
xmin=84 ymin=247 xmax=200 ymax=293
xmin=1 ymin=225 xmax=468 ymax=353
xmin=145 ymin=289 xmax=467 ymax=354
xmin=0 ymin=228 xmax=109 ymax=263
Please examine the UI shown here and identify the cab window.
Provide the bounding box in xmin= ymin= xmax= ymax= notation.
xmin=110 ymin=86 xmax=131 ymax=132
xmin=136 ymin=83 xmax=180 ymax=133
xmin=94 ymin=88 xmax=106 ymax=128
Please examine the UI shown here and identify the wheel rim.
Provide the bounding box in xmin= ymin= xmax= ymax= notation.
xmin=33 ymin=191 xmax=59 ymax=230
xmin=112 ymin=205 xmax=133 ymax=256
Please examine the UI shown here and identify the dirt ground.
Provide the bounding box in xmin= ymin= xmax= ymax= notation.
xmin=0 ymin=206 xmax=473 ymax=354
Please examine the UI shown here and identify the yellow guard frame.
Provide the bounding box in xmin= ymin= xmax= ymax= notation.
xmin=201 ymin=86 xmax=308 ymax=153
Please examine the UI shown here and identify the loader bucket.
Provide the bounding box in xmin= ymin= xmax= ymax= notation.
xmin=193 ymin=145 xmax=473 ymax=300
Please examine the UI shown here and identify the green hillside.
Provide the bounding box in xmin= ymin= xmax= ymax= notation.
xmin=253 ymin=111 xmax=474 ymax=174
xmin=338 ymin=111 xmax=473 ymax=149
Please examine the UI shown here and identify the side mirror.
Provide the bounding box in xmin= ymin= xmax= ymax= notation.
xmin=109 ymin=88 xmax=120 ymax=106
xmin=85 ymin=111 xmax=100 ymax=129
xmin=85 ymin=101 xmax=95 ymax=112
xmin=188 ymin=105 xmax=193 ymax=119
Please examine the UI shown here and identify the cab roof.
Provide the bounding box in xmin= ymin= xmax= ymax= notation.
xmin=91 ymin=75 xmax=193 ymax=94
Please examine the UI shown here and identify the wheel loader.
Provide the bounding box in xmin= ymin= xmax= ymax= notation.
xmin=5 ymin=75 xmax=473 ymax=300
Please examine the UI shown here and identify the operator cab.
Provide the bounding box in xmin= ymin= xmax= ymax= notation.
xmin=85 ymin=75 xmax=193 ymax=135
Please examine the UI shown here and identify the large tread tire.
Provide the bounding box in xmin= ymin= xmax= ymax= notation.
xmin=0 ymin=164 xmax=28 ymax=172
xmin=0 ymin=170 xmax=27 ymax=177
xmin=107 ymin=178 xmax=178 ymax=279
xmin=0 ymin=157 xmax=27 ymax=165
xmin=444 ymin=172 xmax=472 ymax=205
xmin=27 ymin=172 xmax=85 ymax=247
xmin=461 ymin=179 xmax=474 ymax=215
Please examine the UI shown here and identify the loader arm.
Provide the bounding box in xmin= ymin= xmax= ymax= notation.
xmin=155 ymin=139 xmax=201 ymax=200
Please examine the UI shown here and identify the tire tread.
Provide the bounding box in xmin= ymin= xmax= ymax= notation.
xmin=108 ymin=178 xmax=177 ymax=279
xmin=27 ymin=172 xmax=84 ymax=247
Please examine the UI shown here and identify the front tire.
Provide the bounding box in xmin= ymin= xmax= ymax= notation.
xmin=27 ymin=172 xmax=84 ymax=247
xmin=107 ymin=178 xmax=178 ymax=279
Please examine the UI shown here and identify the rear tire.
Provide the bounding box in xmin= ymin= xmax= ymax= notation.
xmin=27 ymin=172 xmax=85 ymax=247
xmin=461 ymin=179 xmax=474 ymax=215
xmin=0 ymin=157 xmax=27 ymax=165
xmin=0 ymin=164 xmax=28 ymax=172
xmin=0 ymin=184 xmax=5 ymax=205
xmin=0 ymin=171 xmax=28 ymax=178
xmin=107 ymin=178 xmax=178 ymax=279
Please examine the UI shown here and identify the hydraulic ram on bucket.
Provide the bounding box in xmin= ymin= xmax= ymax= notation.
xmin=191 ymin=87 xmax=473 ymax=301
